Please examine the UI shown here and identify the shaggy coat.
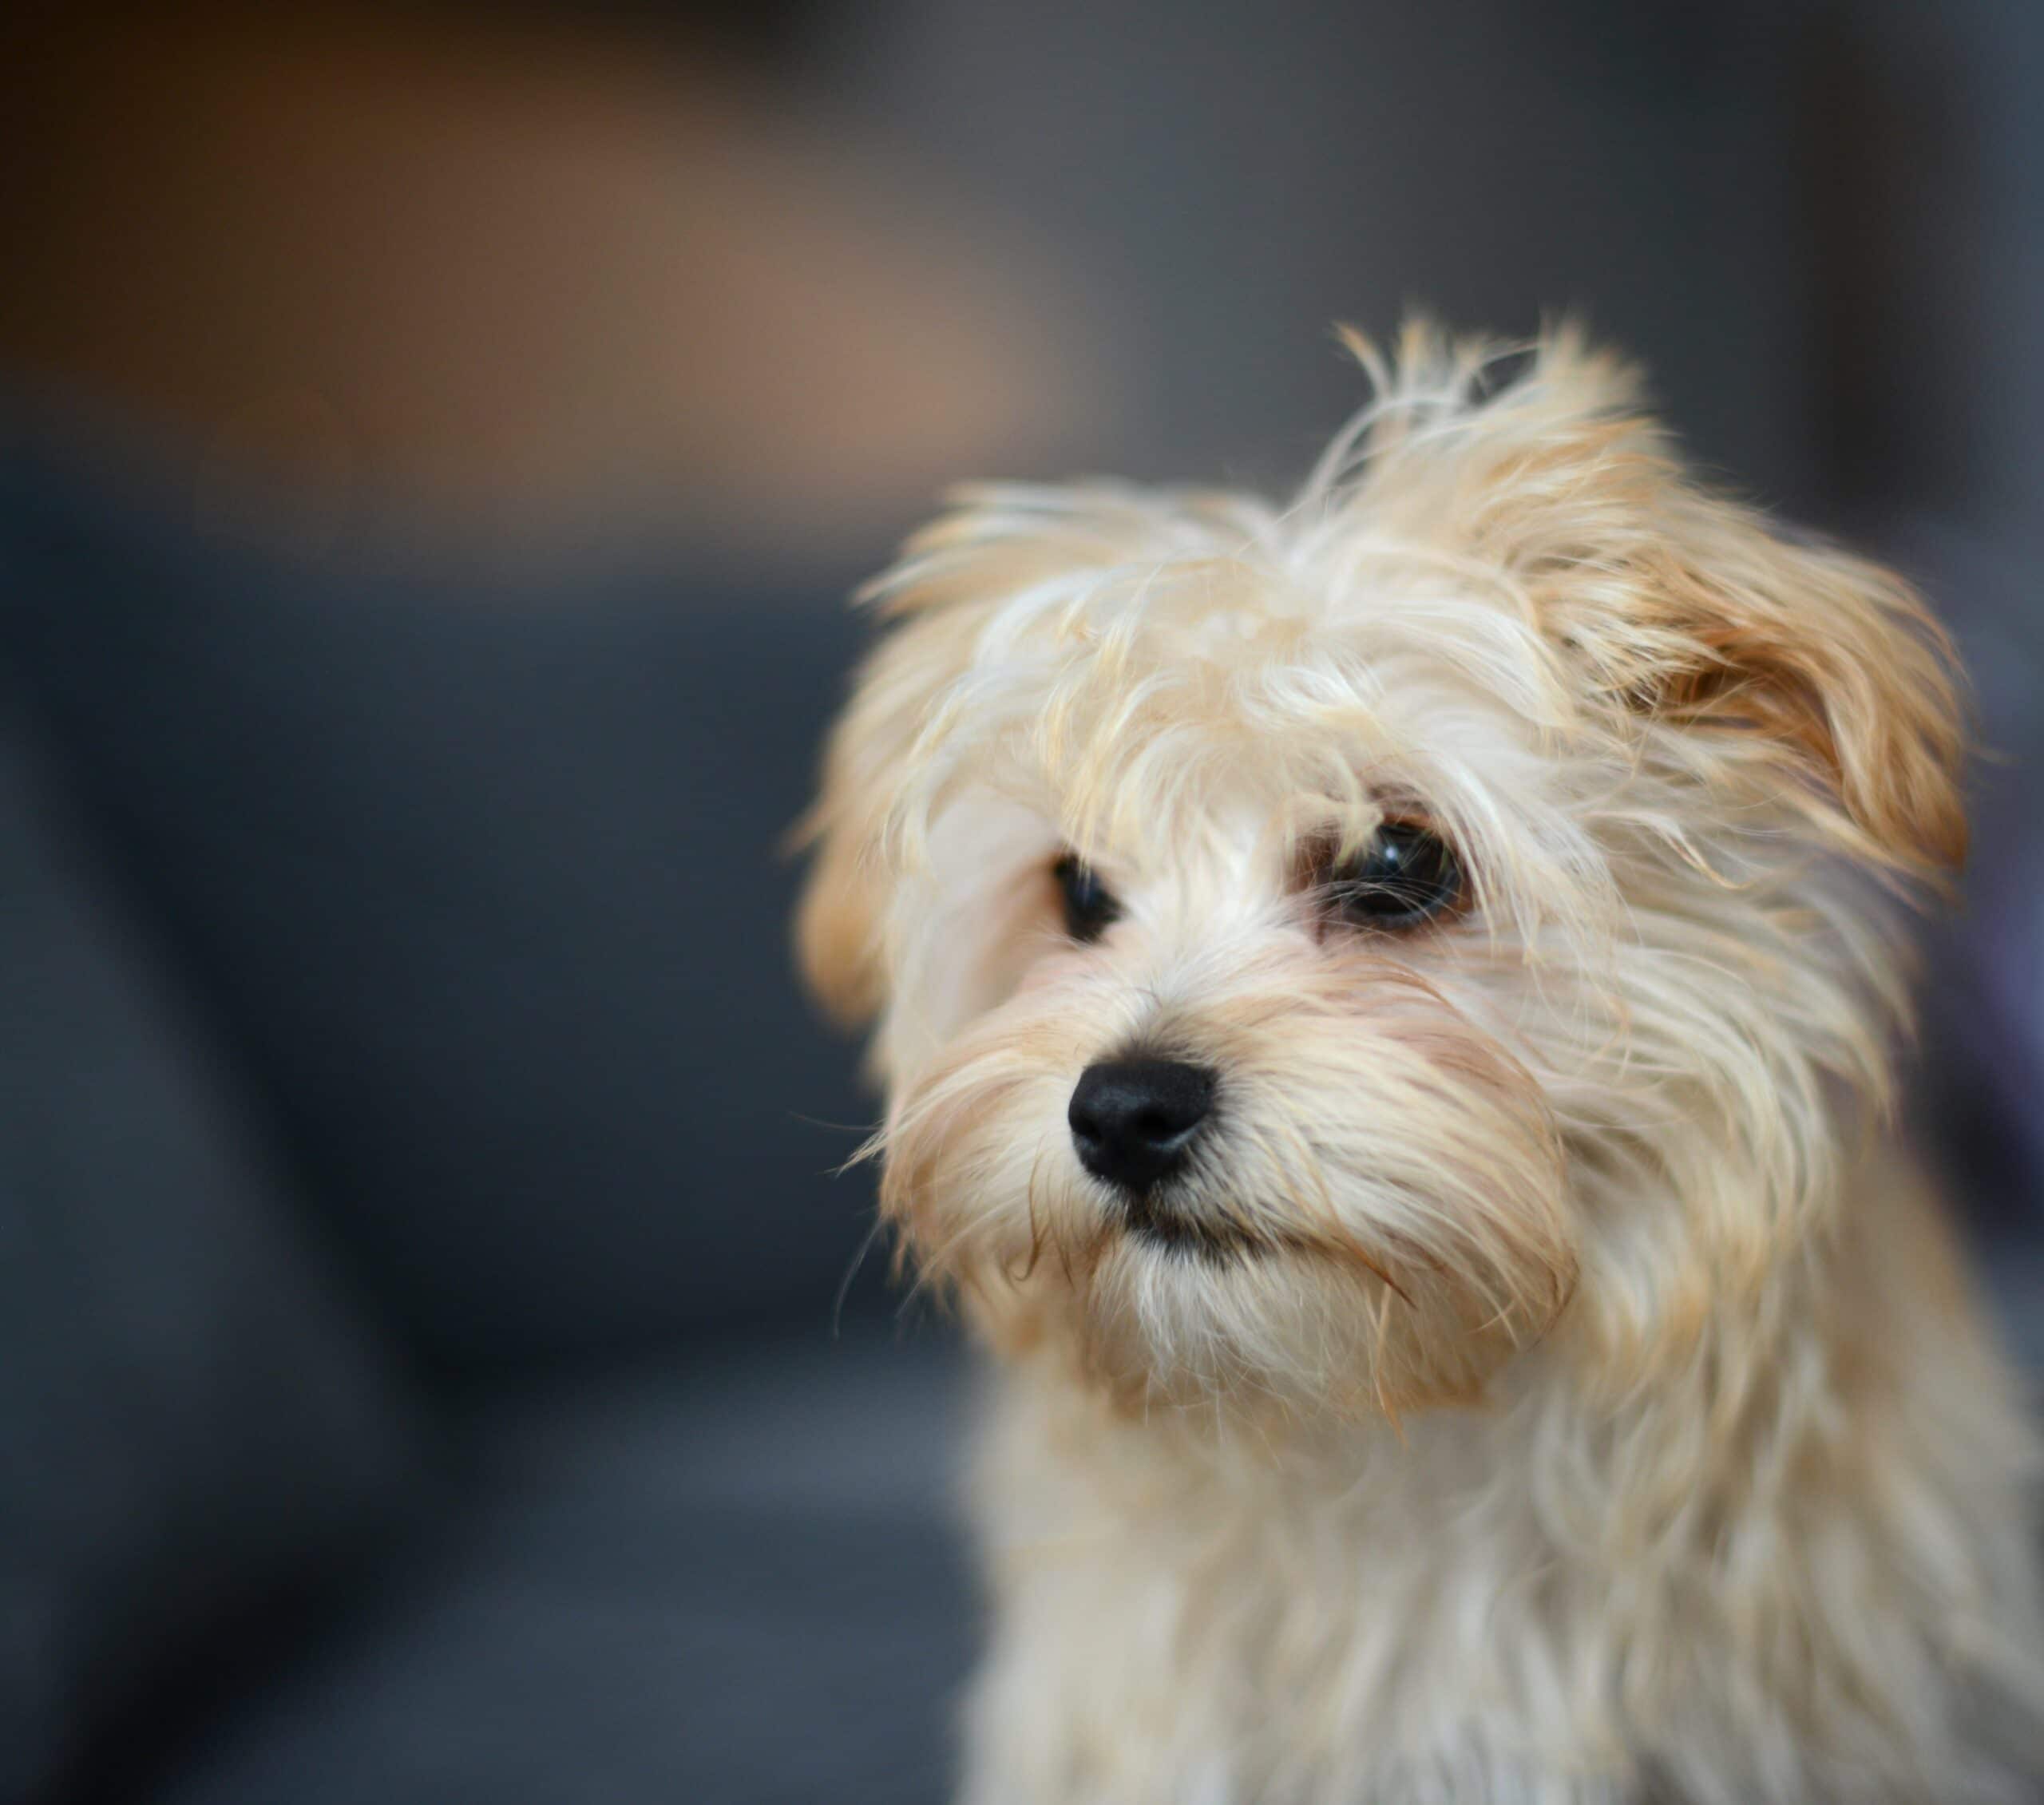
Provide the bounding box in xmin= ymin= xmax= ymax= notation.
xmin=797 ymin=325 xmax=2044 ymax=1804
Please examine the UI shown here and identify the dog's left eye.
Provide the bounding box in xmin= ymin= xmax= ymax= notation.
xmin=1052 ymin=853 xmax=1121 ymax=944
xmin=1324 ymin=823 xmax=1464 ymax=929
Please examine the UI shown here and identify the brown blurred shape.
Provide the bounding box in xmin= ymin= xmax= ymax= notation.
xmin=0 ymin=2 xmax=1105 ymax=567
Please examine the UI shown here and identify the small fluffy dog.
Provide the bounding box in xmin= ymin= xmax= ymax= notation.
xmin=795 ymin=325 xmax=2044 ymax=1803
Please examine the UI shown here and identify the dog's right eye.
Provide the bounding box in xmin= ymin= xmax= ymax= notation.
xmin=1323 ymin=821 xmax=1464 ymax=929
xmin=1052 ymin=853 xmax=1121 ymax=944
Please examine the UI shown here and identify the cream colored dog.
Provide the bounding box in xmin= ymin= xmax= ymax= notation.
xmin=796 ymin=325 xmax=2044 ymax=1803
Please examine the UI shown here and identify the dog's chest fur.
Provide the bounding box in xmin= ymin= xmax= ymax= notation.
xmin=958 ymin=1164 xmax=2044 ymax=1805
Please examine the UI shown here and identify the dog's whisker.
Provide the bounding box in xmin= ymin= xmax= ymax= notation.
xmin=830 ymin=1215 xmax=888 ymax=1338
xmin=786 ymin=1110 xmax=884 ymax=1138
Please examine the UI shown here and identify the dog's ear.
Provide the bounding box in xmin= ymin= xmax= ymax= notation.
xmin=794 ymin=813 xmax=885 ymax=1029
xmin=1551 ymin=503 xmax=1968 ymax=875
xmin=1360 ymin=327 xmax=1968 ymax=875
xmin=794 ymin=600 xmax=984 ymax=1031
xmin=794 ymin=668 xmax=897 ymax=1029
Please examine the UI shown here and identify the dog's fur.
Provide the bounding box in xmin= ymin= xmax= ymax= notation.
xmin=795 ymin=324 xmax=2044 ymax=1803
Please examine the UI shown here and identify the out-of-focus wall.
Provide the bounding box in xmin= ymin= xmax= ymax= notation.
xmin=0 ymin=4 xmax=1107 ymax=579
xmin=822 ymin=1 xmax=1819 ymax=504
xmin=6 ymin=2 xmax=1827 ymax=571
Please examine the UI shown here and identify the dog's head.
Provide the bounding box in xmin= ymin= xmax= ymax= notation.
xmin=796 ymin=325 xmax=1966 ymax=1419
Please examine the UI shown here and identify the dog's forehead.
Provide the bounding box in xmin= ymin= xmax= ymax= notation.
xmin=968 ymin=538 xmax=1560 ymax=713
xmin=871 ymin=508 xmax=1592 ymax=904
xmin=945 ymin=575 xmax=1548 ymax=815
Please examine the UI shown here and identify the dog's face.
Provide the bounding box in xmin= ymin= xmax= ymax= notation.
xmin=798 ymin=328 xmax=1967 ymax=1419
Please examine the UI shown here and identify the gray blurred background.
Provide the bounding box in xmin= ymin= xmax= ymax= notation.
xmin=2 ymin=3 xmax=2039 ymax=1801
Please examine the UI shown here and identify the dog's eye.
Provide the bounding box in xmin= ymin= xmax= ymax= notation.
xmin=1052 ymin=853 xmax=1121 ymax=944
xmin=1325 ymin=823 xmax=1464 ymax=929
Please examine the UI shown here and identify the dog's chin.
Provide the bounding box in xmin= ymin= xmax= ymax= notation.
xmin=921 ymin=1184 xmax=1559 ymax=1424
xmin=1115 ymin=1188 xmax=1281 ymax=1263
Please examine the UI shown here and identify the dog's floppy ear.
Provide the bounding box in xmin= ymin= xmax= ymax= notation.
xmin=794 ymin=596 xmax=984 ymax=1030
xmin=1364 ymin=327 xmax=1968 ymax=876
xmin=794 ymin=662 xmax=899 ymax=1029
xmin=1558 ymin=506 xmax=1968 ymax=875
xmin=794 ymin=814 xmax=885 ymax=1029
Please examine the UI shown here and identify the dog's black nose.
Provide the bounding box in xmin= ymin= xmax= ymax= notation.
xmin=1068 ymin=1059 xmax=1215 ymax=1194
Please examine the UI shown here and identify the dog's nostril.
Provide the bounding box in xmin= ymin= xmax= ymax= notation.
xmin=1068 ymin=1058 xmax=1216 ymax=1195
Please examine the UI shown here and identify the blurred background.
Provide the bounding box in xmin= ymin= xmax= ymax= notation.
xmin=2 ymin=2 xmax=2039 ymax=1800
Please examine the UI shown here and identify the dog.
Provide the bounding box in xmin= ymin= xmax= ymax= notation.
xmin=795 ymin=323 xmax=2044 ymax=1803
